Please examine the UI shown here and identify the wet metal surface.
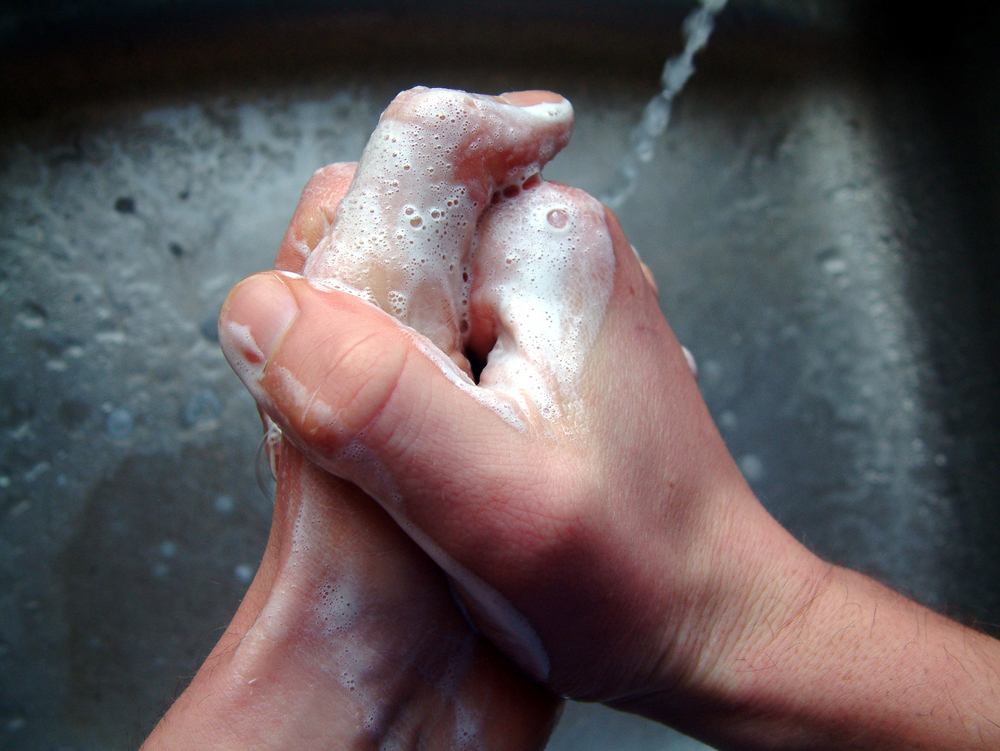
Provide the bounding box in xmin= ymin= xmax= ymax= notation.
xmin=2 ymin=2 xmax=999 ymax=749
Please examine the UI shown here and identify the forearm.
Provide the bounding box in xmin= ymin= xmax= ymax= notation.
xmin=724 ymin=562 xmax=1000 ymax=750
xmin=654 ymin=547 xmax=1000 ymax=750
xmin=144 ymin=559 xmax=558 ymax=751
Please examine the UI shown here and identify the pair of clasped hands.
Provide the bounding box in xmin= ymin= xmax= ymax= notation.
xmin=144 ymin=90 xmax=1000 ymax=750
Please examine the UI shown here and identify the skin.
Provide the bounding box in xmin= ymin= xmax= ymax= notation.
xmin=141 ymin=100 xmax=563 ymax=750
xmin=153 ymin=88 xmax=1000 ymax=749
xmin=142 ymin=443 xmax=559 ymax=750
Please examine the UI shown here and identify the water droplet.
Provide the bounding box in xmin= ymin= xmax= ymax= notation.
xmin=6 ymin=716 xmax=25 ymax=732
xmin=546 ymin=208 xmax=569 ymax=229
xmin=739 ymin=454 xmax=765 ymax=482
xmin=823 ymin=257 xmax=848 ymax=275
xmin=636 ymin=137 xmax=655 ymax=163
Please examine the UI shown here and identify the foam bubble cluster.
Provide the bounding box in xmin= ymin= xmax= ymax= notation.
xmin=304 ymin=87 xmax=574 ymax=358
xmin=296 ymin=86 xmax=618 ymax=685
xmin=303 ymin=86 xmax=613 ymax=430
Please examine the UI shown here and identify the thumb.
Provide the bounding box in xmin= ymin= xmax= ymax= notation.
xmin=218 ymin=270 xmax=558 ymax=679
xmin=218 ymin=270 xmax=550 ymax=533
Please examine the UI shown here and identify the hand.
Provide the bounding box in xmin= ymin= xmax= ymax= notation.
xmin=142 ymin=155 xmax=559 ymax=751
xmin=217 ymin=86 xmax=794 ymax=704
xmin=219 ymin=88 xmax=1000 ymax=749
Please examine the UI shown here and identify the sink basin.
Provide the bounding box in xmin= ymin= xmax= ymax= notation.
xmin=1 ymin=2 xmax=998 ymax=748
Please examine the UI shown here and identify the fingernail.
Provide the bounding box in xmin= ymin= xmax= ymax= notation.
xmin=219 ymin=273 xmax=299 ymax=382
xmin=497 ymin=90 xmax=565 ymax=108
xmin=682 ymin=345 xmax=698 ymax=380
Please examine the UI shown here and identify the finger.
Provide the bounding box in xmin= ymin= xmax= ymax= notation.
xmin=275 ymin=162 xmax=357 ymax=273
xmin=249 ymin=164 xmax=359 ymax=435
xmin=218 ymin=270 xmax=560 ymax=678
xmin=219 ymin=271 xmax=533 ymax=489
xmin=466 ymin=180 xmax=615 ymax=426
xmin=302 ymin=87 xmax=574 ymax=363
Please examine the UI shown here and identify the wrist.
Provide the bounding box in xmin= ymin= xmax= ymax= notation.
xmin=619 ymin=501 xmax=1000 ymax=750
xmin=717 ymin=563 xmax=1000 ymax=750
xmin=144 ymin=452 xmax=560 ymax=751
xmin=602 ymin=476 xmax=827 ymax=736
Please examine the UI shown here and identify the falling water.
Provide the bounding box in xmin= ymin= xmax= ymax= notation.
xmin=601 ymin=0 xmax=728 ymax=210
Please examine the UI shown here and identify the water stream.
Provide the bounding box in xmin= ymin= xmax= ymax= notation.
xmin=601 ymin=0 xmax=729 ymax=210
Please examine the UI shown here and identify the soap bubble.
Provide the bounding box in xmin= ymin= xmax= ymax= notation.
xmin=546 ymin=209 xmax=569 ymax=229
xmin=214 ymin=494 xmax=234 ymax=514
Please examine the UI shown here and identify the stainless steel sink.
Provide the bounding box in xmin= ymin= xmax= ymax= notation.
xmin=1 ymin=2 xmax=998 ymax=748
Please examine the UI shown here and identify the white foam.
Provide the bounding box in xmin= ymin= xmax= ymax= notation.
xmin=682 ymin=345 xmax=698 ymax=377
xmin=269 ymin=364 xmax=337 ymax=437
xmin=303 ymin=87 xmax=574 ymax=358
xmin=302 ymin=87 xmax=613 ymax=430
xmin=406 ymin=330 xmax=527 ymax=431
xmin=219 ymin=319 xmax=265 ymax=384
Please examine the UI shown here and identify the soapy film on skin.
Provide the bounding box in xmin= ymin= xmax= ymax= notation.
xmin=303 ymin=88 xmax=619 ymax=683
xmin=302 ymin=87 xmax=615 ymax=429
xmin=304 ymin=88 xmax=619 ymax=682
xmin=225 ymin=87 xmax=620 ymax=683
